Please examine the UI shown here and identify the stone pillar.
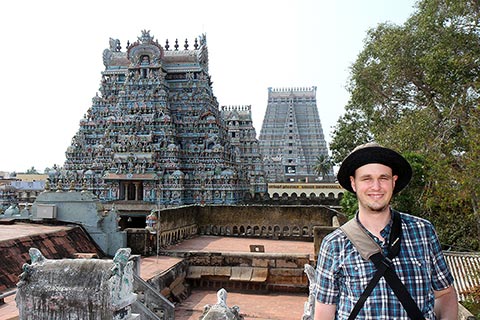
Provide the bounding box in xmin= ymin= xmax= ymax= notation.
xmin=134 ymin=182 xmax=140 ymax=201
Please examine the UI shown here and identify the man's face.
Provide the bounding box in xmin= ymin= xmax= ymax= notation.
xmin=350 ymin=163 xmax=398 ymax=214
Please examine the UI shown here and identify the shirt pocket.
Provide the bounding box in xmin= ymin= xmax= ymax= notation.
xmin=342 ymin=259 xmax=376 ymax=298
xmin=395 ymin=256 xmax=430 ymax=298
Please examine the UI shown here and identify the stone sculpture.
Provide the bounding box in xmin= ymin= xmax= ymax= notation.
xmin=199 ymin=288 xmax=244 ymax=320
xmin=16 ymin=247 xmax=138 ymax=319
xmin=302 ymin=263 xmax=317 ymax=320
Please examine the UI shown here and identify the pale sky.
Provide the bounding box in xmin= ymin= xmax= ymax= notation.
xmin=0 ymin=0 xmax=417 ymax=173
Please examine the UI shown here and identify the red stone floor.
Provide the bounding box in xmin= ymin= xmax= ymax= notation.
xmin=0 ymin=295 xmax=18 ymax=320
xmin=163 ymin=235 xmax=315 ymax=257
xmin=159 ymin=236 xmax=314 ymax=319
xmin=175 ymin=289 xmax=307 ymax=320
xmin=0 ymin=235 xmax=315 ymax=320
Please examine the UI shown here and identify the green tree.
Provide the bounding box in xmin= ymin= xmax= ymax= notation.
xmin=313 ymin=154 xmax=334 ymax=181
xmin=330 ymin=104 xmax=373 ymax=164
xmin=26 ymin=166 xmax=39 ymax=174
xmin=330 ymin=0 xmax=480 ymax=250
xmin=340 ymin=192 xmax=358 ymax=220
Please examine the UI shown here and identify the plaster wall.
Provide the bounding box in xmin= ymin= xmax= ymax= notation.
xmin=32 ymin=191 xmax=127 ymax=256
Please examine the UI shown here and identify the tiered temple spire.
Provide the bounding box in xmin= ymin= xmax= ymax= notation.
xmin=259 ymin=87 xmax=331 ymax=183
xmin=221 ymin=105 xmax=267 ymax=198
xmin=51 ymin=30 xmax=255 ymax=206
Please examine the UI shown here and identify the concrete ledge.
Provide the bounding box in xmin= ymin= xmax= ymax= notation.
xmin=230 ymin=267 xmax=253 ymax=281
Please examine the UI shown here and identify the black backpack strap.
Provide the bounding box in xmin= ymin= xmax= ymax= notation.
xmin=380 ymin=260 xmax=426 ymax=319
xmin=342 ymin=210 xmax=425 ymax=320
xmin=347 ymin=252 xmax=389 ymax=319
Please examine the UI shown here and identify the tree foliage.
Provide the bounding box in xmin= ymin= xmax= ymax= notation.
xmin=313 ymin=154 xmax=334 ymax=181
xmin=340 ymin=192 xmax=359 ymax=220
xmin=331 ymin=0 xmax=480 ymax=250
xmin=26 ymin=166 xmax=39 ymax=174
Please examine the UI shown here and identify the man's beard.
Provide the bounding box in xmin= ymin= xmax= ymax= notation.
xmin=365 ymin=202 xmax=389 ymax=213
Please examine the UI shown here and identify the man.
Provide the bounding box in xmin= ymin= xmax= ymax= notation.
xmin=314 ymin=143 xmax=457 ymax=319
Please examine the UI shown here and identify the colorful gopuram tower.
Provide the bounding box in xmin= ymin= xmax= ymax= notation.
xmin=221 ymin=105 xmax=267 ymax=198
xmin=258 ymin=87 xmax=331 ymax=183
xmin=54 ymin=30 xmax=251 ymax=206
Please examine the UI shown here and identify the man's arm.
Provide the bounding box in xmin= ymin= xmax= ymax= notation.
xmin=433 ymin=285 xmax=458 ymax=319
xmin=314 ymin=302 xmax=336 ymax=320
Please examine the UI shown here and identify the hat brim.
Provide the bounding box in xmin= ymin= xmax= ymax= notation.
xmin=337 ymin=146 xmax=412 ymax=194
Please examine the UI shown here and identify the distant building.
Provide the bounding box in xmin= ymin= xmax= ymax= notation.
xmin=259 ymin=87 xmax=331 ymax=183
xmin=10 ymin=180 xmax=45 ymax=204
xmin=49 ymin=30 xmax=263 ymax=207
xmin=0 ymin=184 xmax=16 ymax=212
xmin=221 ymin=105 xmax=267 ymax=197
xmin=0 ymin=173 xmax=46 ymax=211
xmin=16 ymin=173 xmax=48 ymax=182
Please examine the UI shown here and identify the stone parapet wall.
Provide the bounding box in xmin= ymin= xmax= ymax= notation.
xmin=126 ymin=224 xmax=198 ymax=255
xmin=197 ymin=205 xmax=341 ymax=231
xmin=132 ymin=273 xmax=175 ymax=320
xmin=126 ymin=205 xmax=346 ymax=255
xmin=165 ymin=251 xmax=312 ymax=293
xmin=312 ymin=226 xmax=338 ymax=262
xmin=194 ymin=205 xmax=345 ymax=243
xmin=146 ymin=259 xmax=190 ymax=303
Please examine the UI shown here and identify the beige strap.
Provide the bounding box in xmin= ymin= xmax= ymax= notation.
xmin=340 ymin=219 xmax=382 ymax=261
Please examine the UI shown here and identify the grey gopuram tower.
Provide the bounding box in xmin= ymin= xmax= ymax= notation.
xmin=259 ymin=87 xmax=330 ymax=183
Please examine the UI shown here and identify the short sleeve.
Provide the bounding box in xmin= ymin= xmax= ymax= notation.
xmin=315 ymin=232 xmax=341 ymax=304
xmin=428 ymin=224 xmax=454 ymax=290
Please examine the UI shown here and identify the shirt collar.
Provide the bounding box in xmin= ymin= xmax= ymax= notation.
xmin=355 ymin=209 xmax=394 ymax=243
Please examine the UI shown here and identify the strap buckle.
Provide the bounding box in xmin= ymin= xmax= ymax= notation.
xmin=381 ymin=256 xmax=393 ymax=268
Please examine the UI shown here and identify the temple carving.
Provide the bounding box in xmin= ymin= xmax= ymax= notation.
xmin=221 ymin=105 xmax=267 ymax=199
xmin=49 ymin=30 xmax=265 ymax=206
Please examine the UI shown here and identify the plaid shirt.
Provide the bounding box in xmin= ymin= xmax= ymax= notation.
xmin=315 ymin=211 xmax=454 ymax=319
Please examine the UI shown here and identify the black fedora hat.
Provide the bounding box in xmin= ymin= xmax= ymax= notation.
xmin=337 ymin=142 xmax=412 ymax=194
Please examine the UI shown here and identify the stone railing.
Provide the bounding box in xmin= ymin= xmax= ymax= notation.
xmin=198 ymin=223 xmax=315 ymax=240
xmin=126 ymin=224 xmax=198 ymax=255
xmin=133 ymin=273 xmax=175 ymax=320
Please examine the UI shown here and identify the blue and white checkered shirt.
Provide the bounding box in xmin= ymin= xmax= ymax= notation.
xmin=315 ymin=211 xmax=454 ymax=319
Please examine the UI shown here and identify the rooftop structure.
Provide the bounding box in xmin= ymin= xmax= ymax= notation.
xmin=259 ymin=87 xmax=332 ymax=183
xmin=221 ymin=105 xmax=267 ymax=197
xmin=50 ymin=30 xmax=257 ymax=206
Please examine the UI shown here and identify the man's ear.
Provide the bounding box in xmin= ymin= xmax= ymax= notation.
xmin=393 ymin=175 xmax=398 ymax=187
xmin=350 ymin=176 xmax=356 ymax=192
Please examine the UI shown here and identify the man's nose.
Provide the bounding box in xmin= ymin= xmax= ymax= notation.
xmin=371 ymin=179 xmax=381 ymax=189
